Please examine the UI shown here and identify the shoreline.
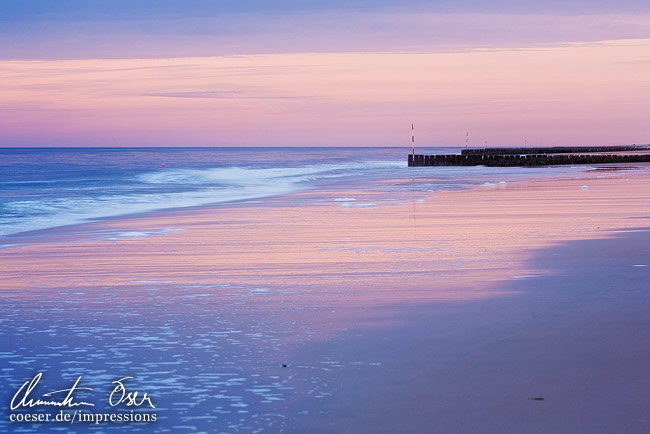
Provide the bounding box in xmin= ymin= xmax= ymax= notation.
xmin=3 ymin=162 xmax=647 ymax=247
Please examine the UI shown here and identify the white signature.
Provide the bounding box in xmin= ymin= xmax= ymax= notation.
xmin=10 ymin=373 xmax=156 ymax=410
xmin=109 ymin=377 xmax=156 ymax=409
xmin=10 ymin=373 xmax=94 ymax=410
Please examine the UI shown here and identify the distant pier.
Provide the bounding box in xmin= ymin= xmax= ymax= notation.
xmin=408 ymin=145 xmax=650 ymax=167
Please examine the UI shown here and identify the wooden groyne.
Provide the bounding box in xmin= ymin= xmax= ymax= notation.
xmin=409 ymin=146 xmax=650 ymax=167
xmin=460 ymin=145 xmax=649 ymax=156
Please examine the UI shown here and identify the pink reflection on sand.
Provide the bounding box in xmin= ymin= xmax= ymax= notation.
xmin=2 ymin=169 xmax=650 ymax=318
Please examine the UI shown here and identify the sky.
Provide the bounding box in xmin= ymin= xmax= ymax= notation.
xmin=1 ymin=0 xmax=649 ymax=147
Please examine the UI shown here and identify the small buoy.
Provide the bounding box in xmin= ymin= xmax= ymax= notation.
xmin=161 ymin=163 xmax=166 ymax=167
xmin=281 ymin=364 xmax=288 ymax=368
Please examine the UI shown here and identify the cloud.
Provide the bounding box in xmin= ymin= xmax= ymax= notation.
xmin=147 ymin=91 xmax=244 ymax=99
xmin=1 ymin=0 xmax=648 ymax=23
xmin=1 ymin=40 xmax=649 ymax=146
xmin=146 ymin=91 xmax=315 ymax=100
xmin=1 ymin=10 xmax=649 ymax=59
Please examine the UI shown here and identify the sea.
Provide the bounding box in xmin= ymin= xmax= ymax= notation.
xmin=0 ymin=147 xmax=587 ymax=242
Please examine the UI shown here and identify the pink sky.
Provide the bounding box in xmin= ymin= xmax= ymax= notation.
xmin=1 ymin=20 xmax=649 ymax=146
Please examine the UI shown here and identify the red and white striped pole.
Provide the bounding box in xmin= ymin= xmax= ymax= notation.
xmin=411 ymin=123 xmax=415 ymax=155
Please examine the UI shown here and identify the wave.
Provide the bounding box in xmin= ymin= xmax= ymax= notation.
xmin=136 ymin=160 xmax=406 ymax=185
xmin=0 ymin=160 xmax=405 ymax=237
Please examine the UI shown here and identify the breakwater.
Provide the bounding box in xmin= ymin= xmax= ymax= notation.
xmin=460 ymin=145 xmax=648 ymax=155
xmin=409 ymin=146 xmax=650 ymax=167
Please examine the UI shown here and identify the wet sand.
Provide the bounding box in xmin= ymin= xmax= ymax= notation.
xmin=289 ymin=228 xmax=650 ymax=433
xmin=1 ymin=166 xmax=649 ymax=432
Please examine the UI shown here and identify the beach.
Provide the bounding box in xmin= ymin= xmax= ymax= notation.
xmin=1 ymin=149 xmax=649 ymax=433
xmin=3 ymin=0 xmax=650 ymax=431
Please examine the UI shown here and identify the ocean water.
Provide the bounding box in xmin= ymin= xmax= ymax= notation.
xmin=0 ymin=147 xmax=584 ymax=241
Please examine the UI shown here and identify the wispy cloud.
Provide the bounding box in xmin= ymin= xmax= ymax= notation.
xmin=1 ymin=11 xmax=649 ymax=59
xmin=147 ymin=90 xmax=244 ymax=99
xmin=1 ymin=40 xmax=649 ymax=146
xmin=146 ymin=91 xmax=316 ymax=100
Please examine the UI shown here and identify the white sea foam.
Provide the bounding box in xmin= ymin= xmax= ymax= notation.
xmin=0 ymin=160 xmax=404 ymax=237
xmin=136 ymin=160 xmax=405 ymax=186
xmin=510 ymin=274 xmax=539 ymax=279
